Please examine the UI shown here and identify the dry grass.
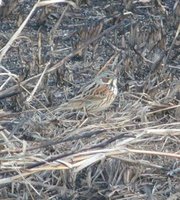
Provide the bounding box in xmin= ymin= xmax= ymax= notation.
xmin=0 ymin=0 xmax=180 ymax=199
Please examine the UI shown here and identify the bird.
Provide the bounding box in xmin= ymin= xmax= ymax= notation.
xmin=53 ymin=70 xmax=118 ymax=114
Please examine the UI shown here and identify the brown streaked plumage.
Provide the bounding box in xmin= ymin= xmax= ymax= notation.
xmin=53 ymin=70 xmax=118 ymax=114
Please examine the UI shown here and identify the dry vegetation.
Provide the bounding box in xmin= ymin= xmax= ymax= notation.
xmin=0 ymin=0 xmax=180 ymax=199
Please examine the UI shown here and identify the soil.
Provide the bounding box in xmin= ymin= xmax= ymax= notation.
xmin=0 ymin=0 xmax=180 ymax=199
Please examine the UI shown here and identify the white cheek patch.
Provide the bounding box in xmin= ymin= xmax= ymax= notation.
xmin=113 ymin=79 xmax=118 ymax=95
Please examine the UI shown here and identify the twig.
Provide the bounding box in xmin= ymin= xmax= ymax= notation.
xmin=0 ymin=22 xmax=131 ymax=99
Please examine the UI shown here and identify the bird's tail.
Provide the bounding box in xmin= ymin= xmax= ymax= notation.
xmin=51 ymin=100 xmax=84 ymax=113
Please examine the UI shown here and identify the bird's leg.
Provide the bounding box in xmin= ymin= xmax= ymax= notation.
xmin=76 ymin=106 xmax=89 ymax=128
xmin=82 ymin=106 xmax=88 ymax=120
xmin=75 ymin=106 xmax=88 ymax=121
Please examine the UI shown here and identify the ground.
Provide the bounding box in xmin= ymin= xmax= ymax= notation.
xmin=0 ymin=0 xmax=180 ymax=199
